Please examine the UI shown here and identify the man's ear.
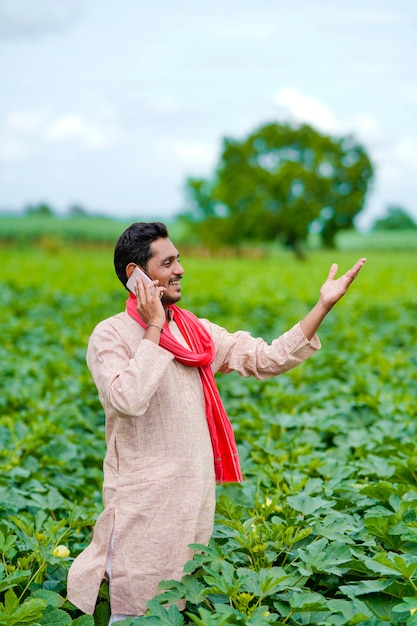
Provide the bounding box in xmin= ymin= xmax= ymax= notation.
xmin=125 ymin=263 xmax=137 ymax=279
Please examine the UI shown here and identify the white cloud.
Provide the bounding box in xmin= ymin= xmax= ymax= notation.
xmin=0 ymin=108 xmax=122 ymax=165
xmin=371 ymin=137 xmax=417 ymax=191
xmin=146 ymin=98 xmax=184 ymax=116
xmin=152 ymin=139 xmax=217 ymax=170
xmin=6 ymin=109 xmax=50 ymax=133
xmin=350 ymin=114 xmax=380 ymax=139
xmin=43 ymin=114 xmax=120 ymax=150
xmin=391 ymin=138 xmax=417 ymax=173
xmin=274 ymin=86 xmax=338 ymax=132
xmin=173 ymin=141 xmax=216 ymax=165
xmin=274 ymin=87 xmax=382 ymax=145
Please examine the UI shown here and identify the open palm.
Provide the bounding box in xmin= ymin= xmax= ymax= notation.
xmin=320 ymin=258 xmax=367 ymax=308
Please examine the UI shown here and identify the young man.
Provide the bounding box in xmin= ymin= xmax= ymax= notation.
xmin=67 ymin=222 xmax=366 ymax=622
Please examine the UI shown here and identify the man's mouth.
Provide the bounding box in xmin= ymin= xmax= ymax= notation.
xmin=169 ymin=280 xmax=181 ymax=287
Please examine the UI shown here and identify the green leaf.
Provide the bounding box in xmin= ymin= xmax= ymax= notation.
xmin=340 ymin=578 xmax=392 ymax=599
xmin=38 ymin=605 xmax=72 ymax=625
xmin=31 ymin=589 xmax=65 ymax=608
xmin=202 ymin=561 xmax=238 ymax=597
xmin=360 ymin=593 xmax=403 ymax=623
xmin=356 ymin=454 xmax=394 ymax=478
xmin=92 ymin=600 xmax=110 ymax=626
xmin=143 ymin=600 xmax=184 ymax=625
xmin=0 ymin=589 xmax=46 ymax=624
xmin=153 ymin=575 xmax=207 ymax=606
xmin=4 ymin=589 xmax=19 ymax=615
xmin=313 ymin=512 xmax=362 ymax=544
xmin=392 ymin=596 xmax=417 ymax=613
xmin=0 ymin=570 xmax=32 ymax=593
xmin=405 ymin=614 xmax=417 ymax=626
xmin=289 ymin=590 xmax=328 ymax=612
xmin=187 ymin=605 xmax=233 ymax=626
xmin=286 ymin=493 xmax=332 ymax=515
xmin=364 ymin=552 xmax=417 ymax=579
xmin=296 ymin=538 xmax=352 ymax=576
xmin=327 ymin=598 xmax=373 ymax=622
xmin=72 ymin=616 xmax=95 ymax=626
xmin=246 ymin=606 xmax=279 ymax=625
xmin=176 ymin=575 xmax=206 ymax=604
xmin=0 ymin=531 xmax=17 ymax=557
xmin=235 ymin=567 xmax=293 ymax=598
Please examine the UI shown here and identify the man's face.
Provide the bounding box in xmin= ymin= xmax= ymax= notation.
xmin=146 ymin=237 xmax=184 ymax=305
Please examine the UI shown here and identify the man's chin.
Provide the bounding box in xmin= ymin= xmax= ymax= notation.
xmin=162 ymin=292 xmax=182 ymax=305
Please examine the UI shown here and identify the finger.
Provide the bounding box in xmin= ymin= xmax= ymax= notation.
xmin=134 ymin=278 xmax=141 ymax=296
xmin=346 ymin=257 xmax=367 ymax=280
xmin=327 ymin=263 xmax=338 ymax=280
xmin=352 ymin=257 xmax=367 ymax=270
xmin=134 ymin=278 xmax=148 ymax=301
xmin=153 ymin=285 xmax=165 ymax=299
xmin=137 ymin=279 xmax=157 ymax=299
xmin=145 ymin=280 xmax=156 ymax=298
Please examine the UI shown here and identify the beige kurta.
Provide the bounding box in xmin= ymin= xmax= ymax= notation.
xmin=67 ymin=310 xmax=320 ymax=615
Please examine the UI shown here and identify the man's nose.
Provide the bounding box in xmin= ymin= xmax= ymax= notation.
xmin=174 ymin=261 xmax=184 ymax=274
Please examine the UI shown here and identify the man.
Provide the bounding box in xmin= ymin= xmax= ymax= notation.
xmin=67 ymin=222 xmax=366 ymax=622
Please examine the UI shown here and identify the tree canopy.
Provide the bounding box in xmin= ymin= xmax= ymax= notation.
xmin=182 ymin=122 xmax=374 ymax=253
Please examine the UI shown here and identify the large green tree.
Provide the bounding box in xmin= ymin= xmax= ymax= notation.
xmin=183 ymin=122 xmax=373 ymax=253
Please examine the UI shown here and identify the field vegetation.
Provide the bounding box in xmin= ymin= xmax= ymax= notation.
xmin=0 ymin=233 xmax=416 ymax=625
xmin=0 ymin=213 xmax=135 ymax=246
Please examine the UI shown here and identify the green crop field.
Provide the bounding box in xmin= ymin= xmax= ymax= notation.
xmin=0 ymin=242 xmax=416 ymax=625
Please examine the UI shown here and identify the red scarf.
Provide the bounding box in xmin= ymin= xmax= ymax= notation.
xmin=126 ymin=294 xmax=242 ymax=483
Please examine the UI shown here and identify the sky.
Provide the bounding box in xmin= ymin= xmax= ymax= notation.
xmin=1 ymin=0 xmax=416 ymax=230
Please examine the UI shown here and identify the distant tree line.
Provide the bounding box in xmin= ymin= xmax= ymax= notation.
xmin=24 ymin=203 xmax=90 ymax=217
xmin=372 ymin=205 xmax=417 ymax=231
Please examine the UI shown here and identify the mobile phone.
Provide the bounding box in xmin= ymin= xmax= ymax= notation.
xmin=126 ymin=266 xmax=155 ymax=295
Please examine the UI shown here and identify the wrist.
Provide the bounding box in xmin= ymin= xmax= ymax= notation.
xmin=316 ymin=299 xmax=333 ymax=315
xmin=146 ymin=323 xmax=164 ymax=333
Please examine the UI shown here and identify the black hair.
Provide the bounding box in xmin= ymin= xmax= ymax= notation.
xmin=114 ymin=222 xmax=169 ymax=288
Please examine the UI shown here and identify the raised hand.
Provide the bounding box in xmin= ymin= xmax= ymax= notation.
xmin=319 ymin=258 xmax=367 ymax=310
xmin=300 ymin=257 xmax=367 ymax=340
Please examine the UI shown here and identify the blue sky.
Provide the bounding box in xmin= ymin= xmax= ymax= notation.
xmin=1 ymin=0 xmax=416 ymax=229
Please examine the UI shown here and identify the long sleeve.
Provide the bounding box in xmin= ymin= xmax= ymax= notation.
xmin=86 ymin=314 xmax=175 ymax=419
xmin=200 ymin=320 xmax=320 ymax=379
